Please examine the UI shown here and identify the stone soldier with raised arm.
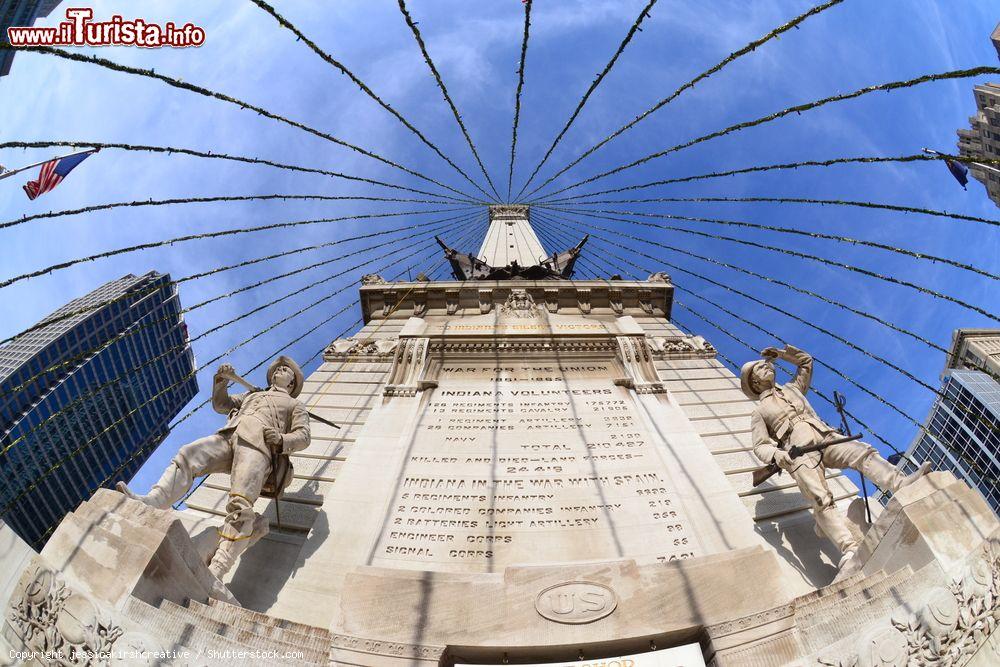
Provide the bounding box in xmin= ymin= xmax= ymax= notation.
xmin=741 ymin=344 xmax=930 ymax=570
xmin=117 ymin=356 xmax=310 ymax=585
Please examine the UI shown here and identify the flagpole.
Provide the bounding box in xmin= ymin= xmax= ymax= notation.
xmin=922 ymin=147 xmax=1000 ymax=175
xmin=0 ymin=148 xmax=99 ymax=182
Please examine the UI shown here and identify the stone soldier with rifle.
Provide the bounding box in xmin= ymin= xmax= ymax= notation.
xmin=117 ymin=356 xmax=310 ymax=586
xmin=741 ymin=344 xmax=930 ymax=571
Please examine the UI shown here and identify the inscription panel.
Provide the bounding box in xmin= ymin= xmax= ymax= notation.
xmin=371 ymin=362 xmax=701 ymax=571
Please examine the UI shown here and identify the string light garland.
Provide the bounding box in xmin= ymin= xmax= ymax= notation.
xmin=522 ymin=0 xmax=846 ymax=197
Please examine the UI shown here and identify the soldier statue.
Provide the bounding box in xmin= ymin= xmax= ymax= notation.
xmin=117 ymin=356 xmax=310 ymax=584
xmin=741 ymin=345 xmax=930 ymax=570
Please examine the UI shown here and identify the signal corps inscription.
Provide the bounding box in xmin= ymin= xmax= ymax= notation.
xmin=372 ymin=363 xmax=698 ymax=571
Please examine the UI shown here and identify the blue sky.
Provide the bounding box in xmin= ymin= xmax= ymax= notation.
xmin=0 ymin=0 xmax=997 ymax=495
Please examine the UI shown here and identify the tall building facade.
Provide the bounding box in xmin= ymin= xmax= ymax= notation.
xmin=0 ymin=272 xmax=197 ymax=547
xmin=0 ymin=0 xmax=62 ymax=76
xmin=956 ymin=82 xmax=1000 ymax=207
xmin=897 ymin=329 xmax=1000 ymax=511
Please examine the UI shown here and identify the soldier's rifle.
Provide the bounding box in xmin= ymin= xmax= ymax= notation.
xmin=219 ymin=368 xmax=341 ymax=430
xmin=751 ymin=433 xmax=863 ymax=487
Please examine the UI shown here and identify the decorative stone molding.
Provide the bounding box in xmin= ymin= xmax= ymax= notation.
xmin=382 ymin=289 xmax=398 ymax=317
xmin=361 ymin=273 xmax=387 ymax=285
xmin=445 ymin=289 xmax=460 ymax=315
xmin=577 ymin=288 xmax=592 ymax=314
xmin=820 ymin=539 xmax=1000 ymax=667
xmin=413 ymin=291 xmax=428 ymax=318
xmin=500 ymin=289 xmax=539 ymax=319
xmin=638 ymin=287 xmax=654 ymax=314
xmin=648 ymin=271 xmax=671 ymax=283
xmin=545 ymin=288 xmax=559 ymax=313
xmin=614 ymin=336 xmax=666 ymax=394
xmin=428 ymin=340 xmax=616 ymax=355
xmin=385 ymin=338 xmax=437 ymax=397
xmin=649 ymin=335 xmax=717 ymax=358
xmin=479 ymin=289 xmax=493 ymax=314
xmin=609 ymin=287 xmax=624 ymax=315
xmin=330 ymin=633 xmax=445 ymax=660
xmin=9 ymin=566 xmax=125 ymax=665
xmin=326 ymin=337 xmax=399 ymax=359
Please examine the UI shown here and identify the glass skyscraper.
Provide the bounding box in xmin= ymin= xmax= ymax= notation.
xmin=1 ymin=1 xmax=63 ymax=77
xmin=896 ymin=330 xmax=1000 ymax=512
xmin=0 ymin=272 xmax=197 ymax=548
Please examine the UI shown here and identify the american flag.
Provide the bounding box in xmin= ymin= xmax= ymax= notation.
xmin=23 ymin=149 xmax=98 ymax=200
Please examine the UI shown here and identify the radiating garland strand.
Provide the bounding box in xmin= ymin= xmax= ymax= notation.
xmin=552 ymin=207 xmax=999 ymax=320
xmin=0 ymin=140 xmax=480 ymax=203
xmin=513 ymin=0 xmax=659 ymax=200
xmin=507 ymin=0 xmax=533 ymax=202
xmin=0 ymin=193 xmax=465 ymax=231
xmin=558 ymin=195 xmax=1000 ymax=228
xmin=529 ymin=66 xmax=1000 ymax=201
xmin=525 ymin=0 xmax=845 ymax=196
xmin=5 ymin=46 xmax=480 ymax=202
xmin=0 ymin=206 xmax=466 ymax=291
xmin=396 ymin=0 xmax=501 ymax=201
xmin=248 ymin=0 xmax=495 ymax=202
xmin=529 ymin=210 xmax=946 ymax=353
xmin=543 ymin=205 xmax=997 ymax=280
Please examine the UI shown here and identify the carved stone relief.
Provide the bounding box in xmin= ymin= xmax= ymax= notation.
xmin=649 ymin=335 xmax=717 ymax=358
xmin=500 ymin=289 xmax=539 ymax=319
xmin=9 ymin=566 xmax=125 ymax=666
xmin=614 ymin=336 xmax=666 ymax=394
xmin=820 ymin=539 xmax=1000 ymax=667
xmin=384 ymin=338 xmax=436 ymax=397
xmin=326 ymin=337 xmax=399 ymax=358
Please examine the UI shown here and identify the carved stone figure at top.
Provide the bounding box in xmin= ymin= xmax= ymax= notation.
xmin=741 ymin=344 xmax=930 ymax=571
xmin=501 ymin=289 xmax=539 ymax=319
xmin=116 ymin=356 xmax=310 ymax=592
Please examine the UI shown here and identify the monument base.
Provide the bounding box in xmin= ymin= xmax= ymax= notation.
xmin=3 ymin=475 xmax=999 ymax=665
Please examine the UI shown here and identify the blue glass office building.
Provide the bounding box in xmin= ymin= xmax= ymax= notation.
xmin=895 ymin=330 xmax=1000 ymax=512
xmin=1 ymin=1 xmax=63 ymax=76
xmin=0 ymin=272 xmax=197 ymax=547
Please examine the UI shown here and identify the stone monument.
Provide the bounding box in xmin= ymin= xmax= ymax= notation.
xmin=3 ymin=205 xmax=999 ymax=665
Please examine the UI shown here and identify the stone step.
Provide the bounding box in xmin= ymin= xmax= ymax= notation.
xmin=205 ymin=596 xmax=332 ymax=641
xmin=800 ymin=567 xmax=926 ymax=656
xmin=152 ymin=599 xmax=326 ymax=665
xmin=793 ymin=567 xmax=893 ymax=617
xmin=121 ymin=597 xmax=314 ymax=667
xmin=796 ymin=565 xmax=917 ymax=647
xmin=161 ymin=599 xmax=329 ymax=662
xmin=182 ymin=598 xmax=330 ymax=657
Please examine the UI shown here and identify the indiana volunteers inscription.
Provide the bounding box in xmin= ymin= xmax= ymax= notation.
xmin=371 ymin=362 xmax=698 ymax=571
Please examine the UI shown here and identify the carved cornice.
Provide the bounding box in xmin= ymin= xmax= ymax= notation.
xmin=359 ymin=281 xmax=673 ymax=322
xmin=427 ymin=340 xmax=617 ymax=355
xmin=324 ymin=337 xmax=399 ymax=361
xmin=649 ymin=335 xmax=717 ymax=359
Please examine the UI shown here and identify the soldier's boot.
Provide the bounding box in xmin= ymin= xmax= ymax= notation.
xmin=116 ymin=460 xmax=191 ymax=510
xmin=862 ymin=454 xmax=931 ymax=493
xmin=208 ymin=493 xmax=257 ymax=581
xmin=813 ymin=503 xmax=860 ymax=572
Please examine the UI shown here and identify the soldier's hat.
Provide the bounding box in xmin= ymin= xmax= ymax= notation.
xmin=740 ymin=360 xmax=765 ymax=400
xmin=267 ymin=355 xmax=304 ymax=398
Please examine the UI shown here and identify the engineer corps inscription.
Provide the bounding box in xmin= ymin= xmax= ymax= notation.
xmin=371 ymin=362 xmax=701 ymax=572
